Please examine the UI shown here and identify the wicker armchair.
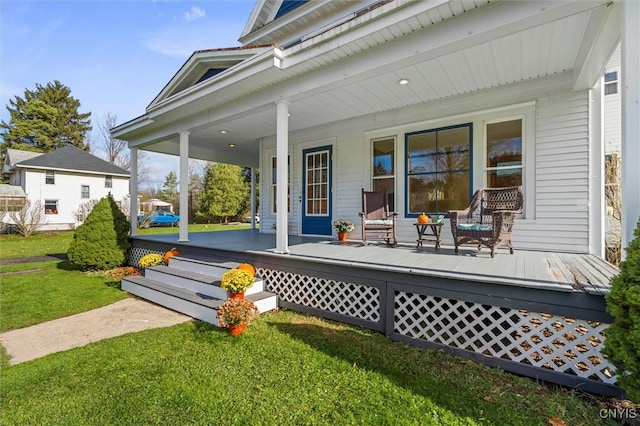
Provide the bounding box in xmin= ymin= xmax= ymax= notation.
xmin=359 ymin=189 xmax=398 ymax=246
xmin=449 ymin=186 xmax=524 ymax=257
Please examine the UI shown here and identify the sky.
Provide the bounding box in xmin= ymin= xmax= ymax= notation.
xmin=1 ymin=0 xmax=256 ymax=187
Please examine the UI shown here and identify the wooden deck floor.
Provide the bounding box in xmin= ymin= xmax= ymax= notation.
xmin=132 ymin=229 xmax=618 ymax=295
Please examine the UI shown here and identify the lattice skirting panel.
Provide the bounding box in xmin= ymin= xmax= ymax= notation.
xmin=128 ymin=247 xmax=163 ymax=268
xmin=394 ymin=291 xmax=616 ymax=384
xmin=257 ymin=267 xmax=381 ymax=323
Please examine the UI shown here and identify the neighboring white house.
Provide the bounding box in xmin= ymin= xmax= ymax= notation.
xmin=113 ymin=0 xmax=638 ymax=257
xmin=2 ymin=146 xmax=130 ymax=231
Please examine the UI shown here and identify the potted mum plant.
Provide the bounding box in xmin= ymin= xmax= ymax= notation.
xmin=216 ymin=298 xmax=259 ymax=336
xmin=220 ymin=268 xmax=255 ymax=299
xmin=333 ymin=219 xmax=354 ymax=242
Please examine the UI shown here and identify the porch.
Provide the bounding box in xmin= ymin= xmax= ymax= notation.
xmin=128 ymin=229 xmax=622 ymax=398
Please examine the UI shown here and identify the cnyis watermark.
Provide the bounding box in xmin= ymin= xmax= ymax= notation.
xmin=599 ymin=408 xmax=638 ymax=420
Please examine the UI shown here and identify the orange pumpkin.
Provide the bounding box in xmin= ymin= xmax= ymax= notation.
xmin=417 ymin=213 xmax=429 ymax=224
xmin=163 ymin=247 xmax=179 ymax=265
xmin=237 ymin=263 xmax=256 ymax=277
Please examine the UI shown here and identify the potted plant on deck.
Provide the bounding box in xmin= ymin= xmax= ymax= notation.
xmin=216 ymin=298 xmax=260 ymax=336
xmin=220 ymin=268 xmax=255 ymax=299
xmin=333 ymin=219 xmax=354 ymax=242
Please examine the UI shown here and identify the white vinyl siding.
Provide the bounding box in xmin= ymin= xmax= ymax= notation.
xmin=522 ymin=91 xmax=590 ymax=252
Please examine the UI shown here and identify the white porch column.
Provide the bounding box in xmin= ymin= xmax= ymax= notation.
xmin=129 ymin=147 xmax=138 ymax=236
xmin=621 ymin=0 xmax=640 ymax=257
xmin=250 ymin=167 xmax=256 ymax=229
xmin=179 ymin=131 xmax=190 ymax=242
xmin=275 ymin=101 xmax=289 ymax=253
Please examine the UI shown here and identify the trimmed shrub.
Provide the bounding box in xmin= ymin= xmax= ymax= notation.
xmin=68 ymin=194 xmax=130 ymax=271
xmin=603 ymin=218 xmax=640 ymax=402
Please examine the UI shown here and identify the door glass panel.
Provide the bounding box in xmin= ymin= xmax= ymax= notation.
xmin=305 ymin=150 xmax=329 ymax=216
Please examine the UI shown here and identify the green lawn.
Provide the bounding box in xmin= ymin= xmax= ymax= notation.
xmin=0 ymin=224 xmax=252 ymax=259
xmin=1 ymin=311 xmax=611 ymax=425
xmin=0 ymin=261 xmax=128 ymax=332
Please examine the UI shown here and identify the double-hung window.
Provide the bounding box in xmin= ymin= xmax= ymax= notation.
xmin=406 ymin=123 xmax=471 ymax=215
xmin=105 ymin=175 xmax=112 ymax=188
xmin=81 ymin=185 xmax=90 ymax=199
xmin=45 ymin=200 xmax=58 ymax=214
xmin=45 ymin=170 xmax=55 ymax=184
xmin=604 ymin=71 xmax=618 ymax=95
xmin=485 ymin=119 xmax=523 ymax=188
xmin=371 ymin=137 xmax=396 ymax=211
xmin=270 ymin=156 xmax=290 ymax=214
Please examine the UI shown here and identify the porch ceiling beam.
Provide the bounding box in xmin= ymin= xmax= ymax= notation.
xmin=572 ymin=2 xmax=621 ymax=91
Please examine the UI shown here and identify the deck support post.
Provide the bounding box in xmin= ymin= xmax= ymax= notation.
xmin=622 ymin=0 xmax=640 ymax=257
xmin=178 ymin=131 xmax=190 ymax=242
xmin=275 ymin=101 xmax=290 ymax=254
xmin=130 ymin=147 xmax=138 ymax=236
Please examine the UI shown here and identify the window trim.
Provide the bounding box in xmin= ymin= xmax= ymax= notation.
xmin=604 ymin=71 xmax=618 ymax=95
xmin=483 ymin=117 xmax=524 ymax=189
xmin=81 ymin=185 xmax=90 ymax=199
xmin=44 ymin=199 xmax=58 ymax=215
xmin=405 ymin=122 xmax=473 ymax=218
xmin=270 ymin=154 xmax=290 ymax=215
xmin=45 ymin=170 xmax=55 ymax=185
xmin=371 ymin=136 xmax=397 ymax=212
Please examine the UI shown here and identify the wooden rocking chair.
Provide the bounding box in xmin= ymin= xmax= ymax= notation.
xmin=449 ymin=186 xmax=524 ymax=257
xmin=359 ymin=189 xmax=398 ymax=246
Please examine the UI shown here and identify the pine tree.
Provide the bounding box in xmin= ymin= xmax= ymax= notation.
xmin=159 ymin=171 xmax=179 ymax=211
xmin=198 ymin=163 xmax=249 ymax=223
xmin=603 ymin=218 xmax=640 ymax=402
xmin=1 ymin=80 xmax=91 ymax=153
xmin=68 ymin=194 xmax=130 ymax=271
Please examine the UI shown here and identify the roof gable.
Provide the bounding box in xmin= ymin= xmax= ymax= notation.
xmin=147 ymin=46 xmax=274 ymax=109
xmin=13 ymin=146 xmax=129 ymax=177
xmin=240 ymin=0 xmax=358 ymax=46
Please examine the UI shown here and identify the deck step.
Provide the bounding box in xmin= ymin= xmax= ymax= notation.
xmin=144 ymin=265 xmax=264 ymax=298
xmin=122 ymin=275 xmax=278 ymax=326
xmin=168 ymin=256 xmax=244 ymax=278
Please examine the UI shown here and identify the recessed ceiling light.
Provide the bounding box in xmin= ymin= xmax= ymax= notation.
xmin=220 ymin=130 xmax=227 ymax=134
xmin=398 ymin=78 xmax=410 ymax=85
xmin=228 ymin=143 xmax=235 ymax=148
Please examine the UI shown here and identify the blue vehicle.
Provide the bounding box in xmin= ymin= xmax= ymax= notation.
xmin=138 ymin=209 xmax=180 ymax=227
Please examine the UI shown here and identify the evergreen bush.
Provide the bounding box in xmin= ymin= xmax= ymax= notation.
xmin=68 ymin=194 xmax=130 ymax=271
xmin=603 ymin=218 xmax=640 ymax=402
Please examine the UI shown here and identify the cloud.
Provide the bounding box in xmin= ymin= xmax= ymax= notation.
xmin=185 ymin=6 xmax=205 ymax=21
xmin=141 ymin=22 xmax=244 ymax=58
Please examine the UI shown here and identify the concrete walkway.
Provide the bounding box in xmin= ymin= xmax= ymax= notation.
xmin=0 ymin=298 xmax=191 ymax=365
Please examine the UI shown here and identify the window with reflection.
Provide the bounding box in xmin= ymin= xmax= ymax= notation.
xmin=372 ymin=138 xmax=395 ymax=211
xmin=271 ymin=156 xmax=290 ymax=214
xmin=486 ymin=119 xmax=522 ymax=188
xmin=406 ymin=124 xmax=471 ymax=215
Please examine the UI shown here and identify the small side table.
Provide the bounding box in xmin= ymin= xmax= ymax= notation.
xmin=414 ymin=222 xmax=444 ymax=250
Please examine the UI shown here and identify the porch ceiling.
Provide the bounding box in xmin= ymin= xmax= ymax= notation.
xmin=116 ymin=0 xmax=618 ymax=169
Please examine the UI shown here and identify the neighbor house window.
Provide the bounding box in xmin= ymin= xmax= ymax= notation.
xmin=105 ymin=175 xmax=112 ymax=188
xmin=604 ymin=71 xmax=618 ymax=95
xmin=271 ymin=156 xmax=290 ymax=214
xmin=45 ymin=170 xmax=55 ymax=184
xmin=44 ymin=200 xmax=58 ymax=214
xmin=81 ymin=185 xmax=90 ymax=199
xmin=406 ymin=123 xmax=471 ymax=215
xmin=372 ymin=137 xmax=396 ymax=211
xmin=485 ymin=119 xmax=523 ymax=188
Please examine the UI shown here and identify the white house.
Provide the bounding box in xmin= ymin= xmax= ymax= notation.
xmin=113 ymin=0 xmax=639 ymax=257
xmin=2 ymin=146 xmax=130 ymax=231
